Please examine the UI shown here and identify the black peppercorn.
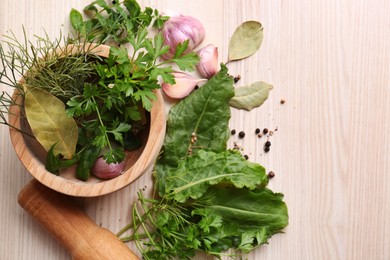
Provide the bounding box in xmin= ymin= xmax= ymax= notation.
xmin=268 ymin=171 xmax=275 ymax=178
xmin=238 ymin=131 xmax=245 ymax=138
xmin=231 ymin=129 xmax=236 ymax=135
xmin=262 ymin=128 xmax=269 ymax=135
xmin=234 ymin=75 xmax=241 ymax=83
xmin=244 ymin=155 xmax=249 ymax=160
xmin=255 ymin=128 xmax=261 ymax=134
xmin=265 ymin=141 xmax=271 ymax=147
xmin=264 ymin=146 xmax=270 ymax=153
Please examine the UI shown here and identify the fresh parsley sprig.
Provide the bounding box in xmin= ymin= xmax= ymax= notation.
xmin=70 ymin=0 xmax=169 ymax=44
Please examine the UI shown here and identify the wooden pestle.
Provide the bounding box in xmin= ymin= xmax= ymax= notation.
xmin=18 ymin=179 xmax=139 ymax=260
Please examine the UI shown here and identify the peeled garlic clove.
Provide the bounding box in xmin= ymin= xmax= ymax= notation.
xmin=197 ymin=44 xmax=219 ymax=79
xmin=162 ymin=14 xmax=205 ymax=59
xmin=162 ymin=72 xmax=206 ymax=99
xmin=91 ymin=157 xmax=126 ymax=179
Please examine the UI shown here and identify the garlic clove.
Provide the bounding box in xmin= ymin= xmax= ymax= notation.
xmin=91 ymin=157 xmax=126 ymax=179
xmin=196 ymin=44 xmax=219 ymax=79
xmin=162 ymin=14 xmax=205 ymax=59
xmin=162 ymin=72 xmax=206 ymax=99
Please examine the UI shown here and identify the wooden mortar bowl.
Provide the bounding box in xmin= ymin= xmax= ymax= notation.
xmin=8 ymin=44 xmax=166 ymax=197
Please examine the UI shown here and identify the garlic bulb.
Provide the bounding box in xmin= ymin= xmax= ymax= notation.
xmin=91 ymin=157 xmax=126 ymax=179
xmin=162 ymin=72 xmax=206 ymax=99
xmin=162 ymin=14 xmax=205 ymax=59
xmin=196 ymin=44 xmax=219 ymax=79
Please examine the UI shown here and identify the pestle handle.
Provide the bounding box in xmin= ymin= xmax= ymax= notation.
xmin=18 ymin=179 xmax=139 ymax=260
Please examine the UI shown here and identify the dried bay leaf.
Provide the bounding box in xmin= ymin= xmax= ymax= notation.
xmin=24 ymin=86 xmax=78 ymax=159
xmin=229 ymin=81 xmax=273 ymax=111
xmin=228 ymin=21 xmax=263 ymax=62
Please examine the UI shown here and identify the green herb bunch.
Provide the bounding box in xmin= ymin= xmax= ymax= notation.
xmin=117 ymin=66 xmax=289 ymax=259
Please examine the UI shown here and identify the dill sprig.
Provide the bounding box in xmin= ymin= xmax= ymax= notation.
xmin=0 ymin=30 xmax=99 ymax=130
xmin=2 ymin=31 xmax=101 ymax=101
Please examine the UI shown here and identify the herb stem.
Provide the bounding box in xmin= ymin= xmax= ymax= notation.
xmin=119 ymin=232 xmax=149 ymax=242
xmin=132 ymin=201 xmax=157 ymax=247
xmin=91 ymin=95 xmax=112 ymax=151
xmin=116 ymin=222 xmax=134 ymax=237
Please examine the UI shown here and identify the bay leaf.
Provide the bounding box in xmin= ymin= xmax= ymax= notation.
xmin=229 ymin=81 xmax=273 ymax=111
xmin=228 ymin=21 xmax=263 ymax=62
xmin=24 ymin=86 xmax=78 ymax=159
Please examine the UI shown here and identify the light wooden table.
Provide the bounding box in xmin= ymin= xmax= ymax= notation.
xmin=1 ymin=0 xmax=390 ymax=259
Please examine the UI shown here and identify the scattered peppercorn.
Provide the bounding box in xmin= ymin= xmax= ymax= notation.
xmin=262 ymin=128 xmax=269 ymax=135
xmin=268 ymin=171 xmax=275 ymax=178
xmin=255 ymin=128 xmax=261 ymax=134
xmin=238 ymin=131 xmax=245 ymax=138
xmin=234 ymin=75 xmax=241 ymax=83
xmin=244 ymin=155 xmax=249 ymax=160
xmin=264 ymin=146 xmax=270 ymax=153
xmin=233 ymin=142 xmax=241 ymax=150
xmin=265 ymin=141 xmax=271 ymax=147
xmin=257 ymin=133 xmax=263 ymax=138
xmin=280 ymin=99 xmax=285 ymax=104
xmin=231 ymin=129 xmax=236 ymax=135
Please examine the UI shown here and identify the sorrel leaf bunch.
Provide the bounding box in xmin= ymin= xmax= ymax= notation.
xmin=118 ymin=65 xmax=288 ymax=259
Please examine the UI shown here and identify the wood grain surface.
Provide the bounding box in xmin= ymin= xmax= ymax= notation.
xmin=1 ymin=0 xmax=390 ymax=259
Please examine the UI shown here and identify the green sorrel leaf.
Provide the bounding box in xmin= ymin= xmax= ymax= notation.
xmin=205 ymin=187 xmax=289 ymax=246
xmin=164 ymin=150 xmax=268 ymax=202
xmin=157 ymin=64 xmax=234 ymax=168
xmin=155 ymin=65 xmax=234 ymax=195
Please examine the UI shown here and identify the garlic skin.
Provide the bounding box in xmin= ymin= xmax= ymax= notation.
xmin=162 ymin=14 xmax=205 ymax=59
xmin=162 ymin=72 xmax=206 ymax=99
xmin=196 ymin=44 xmax=219 ymax=79
xmin=91 ymin=157 xmax=126 ymax=179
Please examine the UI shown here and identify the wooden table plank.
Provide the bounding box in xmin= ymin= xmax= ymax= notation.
xmin=1 ymin=0 xmax=390 ymax=259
